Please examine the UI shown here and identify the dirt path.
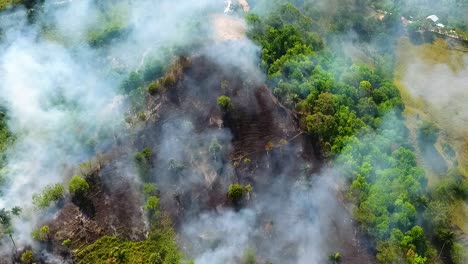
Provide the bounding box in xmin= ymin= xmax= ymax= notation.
xmin=212 ymin=14 xmax=247 ymax=41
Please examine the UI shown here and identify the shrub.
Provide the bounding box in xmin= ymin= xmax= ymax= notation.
xmin=418 ymin=121 xmax=440 ymax=144
xmin=228 ymin=184 xmax=244 ymax=202
xmin=62 ymin=239 xmax=72 ymax=247
xmin=217 ymin=95 xmax=233 ymax=112
xmin=32 ymin=184 xmax=64 ymax=208
xmin=135 ymin=147 xmax=152 ymax=180
xmin=32 ymin=225 xmax=49 ymax=241
xmin=143 ymin=183 xmax=158 ymax=197
xmin=21 ymin=250 xmax=34 ymax=264
xmin=75 ymin=234 xmax=182 ymax=264
xmin=68 ymin=175 xmax=90 ymax=196
xmin=245 ymin=184 xmax=253 ymax=194
xmin=329 ymin=252 xmax=341 ymax=263
xmin=135 ymin=147 xmax=152 ymax=163
xmin=145 ymin=196 xmax=160 ymax=212
xmin=148 ymin=82 xmax=160 ymax=95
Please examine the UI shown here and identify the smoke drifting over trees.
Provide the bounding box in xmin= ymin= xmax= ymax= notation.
xmin=0 ymin=0 xmax=466 ymax=263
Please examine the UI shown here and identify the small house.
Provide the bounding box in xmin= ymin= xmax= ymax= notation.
xmin=426 ymin=15 xmax=439 ymax=23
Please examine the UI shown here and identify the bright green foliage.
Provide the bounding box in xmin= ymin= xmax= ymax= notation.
xmin=21 ymin=250 xmax=34 ymax=264
xmin=32 ymin=225 xmax=49 ymax=241
xmin=68 ymin=175 xmax=90 ymax=196
xmin=62 ymin=239 xmax=72 ymax=247
xmin=228 ymin=184 xmax=244 ymax=202
xmin=247 ymin=10 xmax=429 ymax=262
xmin=145 ymin=196 xmax=160 ymax=212
xmin=341 ymin=115 xmax=430 ymax=262
xmin=143 ymin=183 xmax=158 ymax=197
xmin=32 ymin=184 xmax=64 ymax=208
xmin=75 ymin=229 xmax=182 ymax=264
xmin=247 ymin=3 xmax=402 ymax=156
xmin=329 ymin=252 xmax=341 ymax=263
xmin=451 ymin=243 xmax=468 ymax=264
xmin=217 ymin=95 xmax=233 ymax=112
xmin=245 ymin=184 xmax=253 ymax=194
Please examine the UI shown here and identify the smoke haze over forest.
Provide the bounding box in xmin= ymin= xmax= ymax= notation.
xmin=0 ymin=0 xmax=466 ymax=263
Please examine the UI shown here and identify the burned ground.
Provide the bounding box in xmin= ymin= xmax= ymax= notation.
xmin=34 ymin=46 xmax=374 ymax=263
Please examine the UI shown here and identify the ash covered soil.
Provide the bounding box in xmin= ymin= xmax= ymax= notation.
xmin=35 ymin=49 xmax=375 ymax=263
xmin=31 ymin=3 xmax=375 ymax=262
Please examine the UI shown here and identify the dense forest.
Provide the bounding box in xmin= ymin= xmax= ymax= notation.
xmin=0 ymin=0 xmax=466 ymax=264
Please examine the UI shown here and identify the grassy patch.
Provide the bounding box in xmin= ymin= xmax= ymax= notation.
xmin=74 ymin=224 xmax=182 ymax=264
xmin=0 ymin=0 xmax=21 ymax=11
xmin=394 ymin=37 xmax=468 ymax=177
xmin=395 ymin=37 xmax=468 ymax=237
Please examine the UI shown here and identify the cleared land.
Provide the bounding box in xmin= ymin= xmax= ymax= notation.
xmin=395 ymin=37 xmax=468 ymax=233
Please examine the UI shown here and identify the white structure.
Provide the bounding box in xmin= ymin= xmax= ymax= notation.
xmin=436 ymin=23 xmax=445 ymax=28
xmin=426 ymin=15 xmax=439 ymax=23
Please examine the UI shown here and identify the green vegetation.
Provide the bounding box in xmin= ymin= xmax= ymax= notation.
xmin=247 ymin=2 xmax=467 ymax=263
xmin=32 ymin=225 xmax=49 ymax=241
xmin=20 ymin=250 xmax=34 ymax=264
xmin=329 ymin=252 xmax=341 ymax=263
xmin=68 ymin=175 xmax=90 ymax=196
xmin=85 ymin=4 xmax=130 ymax=47
xmin=74 ymin=231 xmax=181 ymax=264
xmin=32 ymin=184 xmax=64 ymax=208
xmin=217 ymin=95 xmax=233 ymax=112
xmin=0 ymin=109 xmax=13 ymax=191
xmin=148 ymin=82 xmax=161 ymax=96
xmin=0 ymin=0 xmax=21 ymax=11
xmin=0 ymin=206 xmax=21 ymax=248
xmin=62 ymin=238 xmax=72 ymax=247
xmin=145 ymin=196 xmax=160 ymax=212
xmin=75 ymin=182 xmax=181 ymax=264
xmin=248 ymin=3 xmax=402 ymax=157
xmin=143 ymin=183 xmax=158 ymax=197
xmin=135 ymin=147 xmax=152 ymax=181
xmin=227 ymin=184 xmax=244 ymax=202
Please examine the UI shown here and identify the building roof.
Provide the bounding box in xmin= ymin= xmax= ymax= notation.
xmin=426 ymin=15 xmax=439 ymax=22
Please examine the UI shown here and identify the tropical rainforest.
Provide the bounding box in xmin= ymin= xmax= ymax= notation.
xmin=0 ymin=0 xmax=466 ymax=264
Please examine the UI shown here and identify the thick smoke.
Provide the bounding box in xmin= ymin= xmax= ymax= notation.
xmin=0 ymin=0 xmax=232 ymax=252
xmin=180 ymin=171 xmax=355 ymax=264
xmin=0 ymin=0 xmax=464 ymax=263
xmin=0 ymin=0 xmax=377 ymax=262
